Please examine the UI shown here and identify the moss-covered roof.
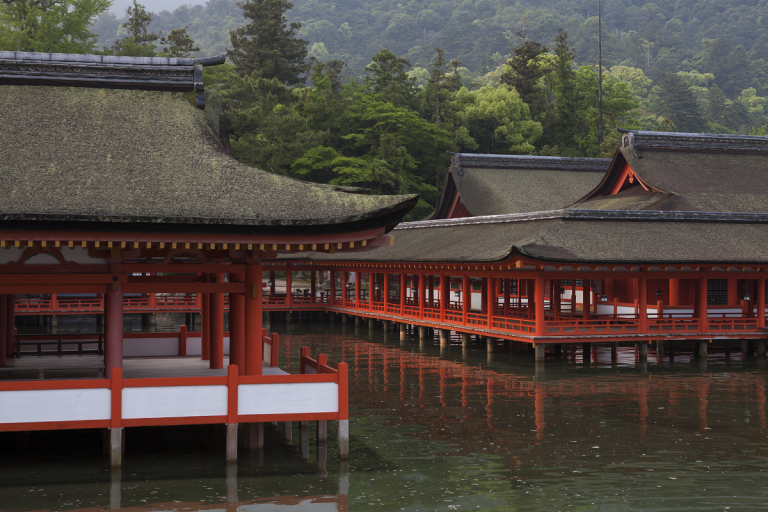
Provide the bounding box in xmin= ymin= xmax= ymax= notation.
xmin=617 ymin=148 xmax=768 ymax=213
xmin=0 ymin=86 xmax=417 ymax=235
xmin=294 ymin=212 xmax=768 ymax=265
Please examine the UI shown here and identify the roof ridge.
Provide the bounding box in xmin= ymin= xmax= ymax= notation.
xmin=449 ymin=153 xmax=610 ymax=173
xmin=396 ymin=209 xmax=768 ymax=230
xmin=619 ymin=129 xmax=768 ymax=154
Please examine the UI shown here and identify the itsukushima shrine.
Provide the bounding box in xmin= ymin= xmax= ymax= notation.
xmin=5 ymin=53 xmax=768 ymax=466
xmin=0 ymin=51 xmax=419 ymax=465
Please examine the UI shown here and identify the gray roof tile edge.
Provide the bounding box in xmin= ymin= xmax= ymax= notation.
xmin=619 ymin=129 xmax=768 ymax=153
xmin=0 ymin=51 xmax=222 ymax=68
xmin=450 ymin=153 xmax=611 ymax=173
xmin=395 ymin=209 xmax=768 ymax=230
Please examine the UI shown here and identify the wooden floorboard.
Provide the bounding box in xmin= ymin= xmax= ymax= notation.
xmin=0 ymin=355 xmax=288 ymax=381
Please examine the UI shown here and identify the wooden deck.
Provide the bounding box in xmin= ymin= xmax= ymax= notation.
xmin=0 ymin=355 xmax=288 ymax=381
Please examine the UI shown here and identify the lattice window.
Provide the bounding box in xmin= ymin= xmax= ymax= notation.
xmin=708 ymin=279 xmax=728 ymax=305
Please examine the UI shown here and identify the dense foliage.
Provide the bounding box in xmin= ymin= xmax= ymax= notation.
xmin=6 ymin=0 xmax=768 ymax=219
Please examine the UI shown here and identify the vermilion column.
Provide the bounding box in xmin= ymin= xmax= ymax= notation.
xmin=383 ymin=272 xmax=390 ymax=307
xmin=535 ymin=275 xmax=545 ymax=335
xmin=105 ymin=270 xmax=124 ymax=379
xmin=528 ymin=280 xmax=536 ymax=318
xmin=699 ymin=275 xmax=709 ymax=332
xmin=310 ymin=271 xmax=316 ymax=299
xmin=638 ymin=275 xmax=648 ymax=333
xmin=462 ymin=275 xmax=470 ymax=323
xmin=758 ymin=276 xmax=766 ymax=329
xmin=481 ymin=277 xmax=488 ymax=314
xmin=230 ymin=272 xmax=245 ymax=375
xmin=583 ymin=279 xmax=591 ymax=321
xmin=342 ymin=271 xmax=349 ymax=307
xmin=329 ymin=270 xmax=336 ymax=304
xmin=354 ymin=271 xmax=360 ymax=307
xmin=669 ymin=278 xmax=680 ymax=306
xmin=418 ymin=273 xmax=425 ymax=317
xmin=504 ymin=278 xmax=510 ymax=316
xmin=6 ymin=294 xmax=15 ymax=358
xmin=201 ymin=292 xmax=210 ymax=361
xmin=244 ymin=262 xmax=263 ymax=375
xmin=210 ymin=272 xmax=225 ymax=370
xmin=440 ymin=274 xmax=448 ymax=319
xmin=553 ymin=279 xmax=561 ymax=320
xmin=487 ymin=277 xmax=496 ymax=319
xmin=728 ymin=278 xmax=738 ymax=306
xmin=571 ymin=281 xmax=576 ymax=315
xmin=0 ymin=295 xmax=7 ymax=365
xmin=286 ymin=269 xmax=293 ymax=309
xmin=400 ymin=273 xmax=406 ymax=306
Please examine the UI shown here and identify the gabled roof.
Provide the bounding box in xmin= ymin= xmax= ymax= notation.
xmin=578 ymin=130 xmax=768 ymax=213
xmin=0 ymin=80 xmax=417 ymax=237
xmin=431 ymin=153 xmax=609 ymax=219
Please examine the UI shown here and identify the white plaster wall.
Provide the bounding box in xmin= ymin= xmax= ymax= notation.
xmin=186 ymin=336 xmax=202 ymax=356
xmin=123 ymin=337 xmax=179 ymax=357
xmin=238 ymin=382 xmax=338 ymax=415
xmin=122 ymin=385 xmax=228 ymax=419
xmin=0 ymin=388 xmax=110 ymax=423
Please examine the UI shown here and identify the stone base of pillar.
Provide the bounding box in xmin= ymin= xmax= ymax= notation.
xmin=582 ymin=342 xmax=591 ymax=363
xmin=656 ymin=340 xmax=665 ymax=358
xmin=341 ymin=314 xmax=347 ymax=324
xmin=758 ymin=340 xmax=766 ymax=358
xmin=286 ymin=312 xmax=292 ymax=323
xmin=419 ymin=326 xmax=428 ymax=340
xmin=284 ymin=421 xmax=293 ymax=445
xmin=109 ymin=427 xmax=123 ymax=467
xmin=354 ymin=316 xmax=360 ymax=327
xmin=461 ymin=333 xmax=469 ymax=348
xmin=699 ymin=339 xmax=708 ymax=358
xmin=486 ymin=337 xmax=493 ymax=353
xmin=611 ymin=342 xmax=618 ymax=363
xmin=534 ymin=344 xmax=545 ymax=361
xmin=330 ymin=312 xmax=336 ymax=322
xmin=400 ymin=323 xmax=406 ymax=340
xmin=637 ymin=342 xmax=648 ymax=361
xmin=245 ymin=423 xmax=264 ymax=450
xmin=383 ymin=320 xmax=390 ymax=331
xmin=338 ymin=419 xmax=349 ymax=460
xmin=317 ymin=420 xmax=327 ymax=442
xmin=226 ymin=423 xmax=238 ymax=463
xmin=300 ymin=421 xmax=310 ymax=460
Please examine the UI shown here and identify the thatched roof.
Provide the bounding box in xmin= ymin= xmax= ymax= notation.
xmin=0 ymin=85 xmax=417 ymax=236
xmin=431 ymin=153 xmax=608 ymax=218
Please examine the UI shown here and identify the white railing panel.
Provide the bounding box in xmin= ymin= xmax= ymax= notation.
xmin=239 ymin=383 xmax=338 ymax=415
xmin=123 ymin=385 xmax=227 ymax=419
xmin=0 ymin=388 xmax=110 ymax=423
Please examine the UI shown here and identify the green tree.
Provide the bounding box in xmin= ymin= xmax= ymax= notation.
xmin=706 ymin=84 xmax=728 ymax=126
xmin=111 ymin=0 xmax=159 ymax=56
xmin=365 ymin=49 xmax=416 ymax=109
xmin=160 ymin=26 xmax=199 ymax=57
xmin=499 ymin=31 xmax=550 ymax=119
xmin=228 ymin=0 xmax=308 ymax=85
xmin=0 ymin=0 xmax=111 ymax=53
xmin=656 ymin=72 xmax=705 ymax=132
xmin=454 ymin=84 xmax=542 ymax=154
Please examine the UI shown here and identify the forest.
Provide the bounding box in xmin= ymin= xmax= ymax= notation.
xmin=2 ymin=0 xmax=768 ymax=219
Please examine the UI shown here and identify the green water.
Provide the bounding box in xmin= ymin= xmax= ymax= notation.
xmin=2 ymin=320 xmax=768 ymax=511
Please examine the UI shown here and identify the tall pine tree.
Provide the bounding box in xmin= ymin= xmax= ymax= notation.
xmin=500 ymin=31 xmax=549 ymax=119
xmin=228 ymin=0 xmax=308 ymax=85
xmin=657 ymin=72 xmax=705 ymax=133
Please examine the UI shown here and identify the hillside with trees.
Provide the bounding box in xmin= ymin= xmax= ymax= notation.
xmin=3 ymin=0 xmax=768 ymax=219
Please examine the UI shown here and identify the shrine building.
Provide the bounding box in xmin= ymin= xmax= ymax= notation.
xmin=0 ymin=51 xmax=418 ymax=465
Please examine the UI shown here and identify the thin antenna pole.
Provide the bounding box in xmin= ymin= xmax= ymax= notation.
xmin=598 ymin=0 xmax=603 ymax=155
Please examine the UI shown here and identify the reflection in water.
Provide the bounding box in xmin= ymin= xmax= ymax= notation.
xmin=3 ymin=320 xmax=768 ymax=510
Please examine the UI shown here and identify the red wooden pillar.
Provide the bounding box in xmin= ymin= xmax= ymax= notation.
xmin=245 ymin=262 xmax=263 ymax=375
xmin=400 ymin=273 xmax=406 ymax=306
xmin=354 ymin=271 xmax=360 ymax=307
xmin=758 ymin=276 xmax=766 ymax=329
xmin=105 ymin=267 xmax=124 ymax=379
xmin=487 ymin=277 xmax=496 ymax=319
xmin=342 ymin=271 xmax=349 ymax=307
xmin=638 ymin=274 xmax=648 ymax=333
xmin=201 ymin=291 xmax=210 ymax=361
xmin=286 ymin=268 xmax=293 ymax=309
xmin=440 ymin=274 xmax=448 ymax=320
xmin=6 ymin=294 xmax=14 ymax=359
xmin=481 ymin=277 xmax=488 ymax=314
xmin=528 ymin=280 xmax=536 ymax=318
xmin=462 ymin=274 xmax=470 ymax=324
xmin=383 ymin=272 xmax=390 ymax=307
xmin=583 ymin=279 xmax=591 ymax=320
xmin=535 ymin=275 xmax=545 ymax=335
xmin=368 ymin=273 xmax=374 ymax=312
xmin=230 ymin=272 xmax=245 ymax=375
xmin=330 ymin=270 xmax=336 ymax=304
xmin=0 ymin=295 xmax=7 ymax=366
xmin=418 ymin=273 xmax=426 ymax=317
xmin=728 ymin=278 xmax=738 ymax=306
xmin=669 ymin=278 xmax=680 ymax=306
xmin=571 ymin=281 xmax=576 ymax=315
xmin=310 ymin=271 xmax=316 ymax=299
xmin=698 ymin=275 xmax=709 ymax=332
xmin=210 ymin=272 xmax=225 ymax=370
xmin=553 ymin=279 xmax=561 ymax=320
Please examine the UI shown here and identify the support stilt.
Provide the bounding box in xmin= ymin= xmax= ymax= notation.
xmin=245 ymin=423 xmax=263 ymax=450
xmin=300 ymin=421 xmax=310 ymax=460
xmin=582 ymin=342 xmax=591 ymax=363
xmin=400 ymin=323 xmax=406 ymax=340
xmin=637 ymin=342 xmax=647 ymax=361
xmin=110 ymin=427 xmax=123 ymax=467
xmin=461 ymin=333 xmax=469 ymax=348
xmin=226 ymin=423 xmax=238 ymax=463
xmin=317 ymin=420 xmax=327 ymax=442
xmin=486 ymin=337 xmax=493 ymax=353
xmin=284 ymin=421 xmax=293 ymax=444
xmin=699 ymin=339 xmax=708 ymax=358
xmin=534 ymin=344 xmax=545 ymax=361
xmin=758 ymin=340 xmax=766 ymax=358
xmin=611 ymin=342 xmax=618 ymax=363
xmin=354 ymin=316 xmax=361 ymax=327
xmin=419 ymin=326 xmax=428 ymax=340
xmin=338 ymin=419 xmax=349 ymax=460
xmin=368 ymin=318 xmax=375 ymax=330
